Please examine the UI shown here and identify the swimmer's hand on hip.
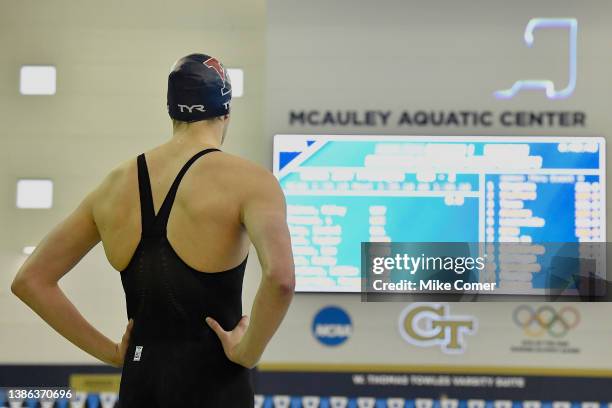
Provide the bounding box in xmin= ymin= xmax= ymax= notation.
xmin=110 ymin=319 xmax=134 ymax=367
xmin=206 ymin=315 xmax=255 ymax=368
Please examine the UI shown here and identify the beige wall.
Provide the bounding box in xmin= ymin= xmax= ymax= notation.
xmin=0 ymin=0 xmax=266 ymax=363
xmin=263 ymin=0 xmax=612 ymax=371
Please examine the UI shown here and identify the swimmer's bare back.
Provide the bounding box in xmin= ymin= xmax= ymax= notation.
xmin=12 ymin=141 xmax=295 ymax=407
xmin=96 ymin=144 xmax=279 ymax=274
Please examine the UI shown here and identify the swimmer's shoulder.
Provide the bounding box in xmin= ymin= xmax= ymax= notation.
xmin=202 ymin=151 xmax=282 ymax=201
xmin=206 ymin=151 xmax=278 ymax=187
xmin=92 ymin=158 xmax=138 ymax=208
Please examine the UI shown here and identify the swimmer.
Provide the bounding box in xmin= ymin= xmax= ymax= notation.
xmin=11 ymin=53 xmax=295 ymax=407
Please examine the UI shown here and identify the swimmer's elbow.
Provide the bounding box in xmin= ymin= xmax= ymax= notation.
xmin=278 ymin=276 xmax=295 ymax=297
xmin=264 ymin=266 xmax=295 ymax=297
xmin=11 ymin=271 xmax=45 ymax=301
xmin=11 ymin=274 xmax=31 ymax=300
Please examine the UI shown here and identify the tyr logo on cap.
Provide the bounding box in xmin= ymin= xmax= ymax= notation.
xmin=178 ymin=104 xmax=206 ymax=113
xmin=203 ymin=57 xmax=231 ymax=96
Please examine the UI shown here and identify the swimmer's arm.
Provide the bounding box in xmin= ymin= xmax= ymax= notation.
xmin=11 ymin=190 xmax=130 ymax=367
xmin=207 ymin=171 xmax=295 ymax=368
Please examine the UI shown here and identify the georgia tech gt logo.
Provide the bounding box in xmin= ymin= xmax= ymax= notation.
xmin=398 ymin=303 xmax=477 ymax=354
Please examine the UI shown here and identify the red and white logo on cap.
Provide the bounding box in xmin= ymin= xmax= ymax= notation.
xmin=203 ymin=57 xmax=231 ymax=96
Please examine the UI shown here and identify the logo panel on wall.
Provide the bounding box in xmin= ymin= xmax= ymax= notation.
xmin=510 ymin=305 xmax=581 ymax=354
xmin=494 ymin=18 xmax=577 ymax=100
xmin=397 ymin=303 xmax=477 ymax=354
xmin=312 ymin=305 xmax=353 ymax=346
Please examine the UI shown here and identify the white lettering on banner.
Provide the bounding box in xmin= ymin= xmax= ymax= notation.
xmin=452 ymin=376 xmax=494 ymax=387
xmin=352 ymin=374 xmax=366 ymax=385
xmin=254 ymin=395 xmax=265 ymax=408
xmin=495 ymin=377 xmax=525 ymax=388
xmin=367 ymin=374 xmax=409 ymax=386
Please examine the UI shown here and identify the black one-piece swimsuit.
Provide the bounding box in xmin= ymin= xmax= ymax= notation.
xmin=118 ymin=148 xmax=253 ymax=407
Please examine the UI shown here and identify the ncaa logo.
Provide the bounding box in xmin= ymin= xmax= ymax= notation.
xmin=398 ymin=303 xmax=477 ymax=354
xmin=312 ymin=306 xmax=352 ymax=346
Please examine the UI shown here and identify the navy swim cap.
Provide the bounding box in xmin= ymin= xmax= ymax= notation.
xmin=167 ymin=53 xmax=232 ymax=122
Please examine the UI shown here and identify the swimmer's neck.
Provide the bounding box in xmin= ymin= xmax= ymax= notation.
xmin=170 ymin=118 xmax=227 ymax=150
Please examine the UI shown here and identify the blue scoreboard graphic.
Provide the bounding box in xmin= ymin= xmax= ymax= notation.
xmin=273 ymin=135 xmax=606 ymax=293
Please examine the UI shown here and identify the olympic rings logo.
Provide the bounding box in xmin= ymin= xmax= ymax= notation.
xmin=513 ymin=305 xmax=580 ymax=338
